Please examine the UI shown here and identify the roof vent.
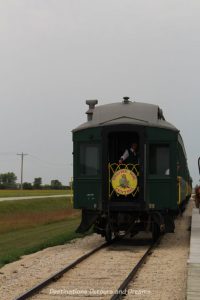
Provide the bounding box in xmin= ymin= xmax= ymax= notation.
xmin=86 ymin=100 xmax=98 ymax=121
xmin=158 ymin=107 xmax=165 ymax=120
xmin=123 ymin=96 xmax=130 ymax=104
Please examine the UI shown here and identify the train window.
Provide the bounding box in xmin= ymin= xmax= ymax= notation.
xmin=149 ymin=144 xmax=170 ymax=176
xmin=79 ymin=144 xmax=100 ymax=176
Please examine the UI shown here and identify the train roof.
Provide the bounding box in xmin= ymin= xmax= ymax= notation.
xmin=73 ymin=99 xmax=178 ymax=132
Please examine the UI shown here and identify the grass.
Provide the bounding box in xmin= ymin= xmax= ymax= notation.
xmin=0 ymin=218 xmax=82 ymax=268
xmin=0 ymin=189 xmax=71 ymax=198
xmin=0 ymin=197 xmax=84 ymax=268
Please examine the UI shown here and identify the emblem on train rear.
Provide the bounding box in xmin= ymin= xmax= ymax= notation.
xmin=111 ymin=169 xmax=138 ymax=195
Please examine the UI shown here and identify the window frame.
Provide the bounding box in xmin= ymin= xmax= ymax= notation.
xmin=148 ymin=143 xmax=171 ymax=178
xmin=78 ymin=142 xmax=101 ymax=177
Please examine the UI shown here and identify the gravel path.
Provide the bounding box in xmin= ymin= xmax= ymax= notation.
xmin=0 ymin=195 xmax=71 ymax=202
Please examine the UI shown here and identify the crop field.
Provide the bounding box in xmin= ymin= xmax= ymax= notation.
xmin=0 ymin=189 xmax=70 ymax=198
xmin=0 ymin=197 xmax=82 ymax=268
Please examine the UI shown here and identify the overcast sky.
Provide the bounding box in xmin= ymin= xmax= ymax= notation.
xmin=0 ymin=0 xmax=200 ymax=185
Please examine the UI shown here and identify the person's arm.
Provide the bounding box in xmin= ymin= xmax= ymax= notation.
xmin=119 ymin=149 xmax=129 ymax=164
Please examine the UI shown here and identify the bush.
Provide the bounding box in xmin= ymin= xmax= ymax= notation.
xmin=22 ymin=182 xmax=33 ymax=190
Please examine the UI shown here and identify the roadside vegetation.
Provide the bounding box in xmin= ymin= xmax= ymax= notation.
xmin=0 ymin=197 xmax=82 ymax=268
xmin=0 ymin=172 xmax=72 ymax=191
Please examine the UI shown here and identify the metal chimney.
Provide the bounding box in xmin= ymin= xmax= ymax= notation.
xmin=86 ymin=100 xmax=98 ymax=121
xmin=123 ymin=96 xmax=130 ymax=104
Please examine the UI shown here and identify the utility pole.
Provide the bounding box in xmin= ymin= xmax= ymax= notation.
xmin=17 ymin=152 xmax=28 ymax=189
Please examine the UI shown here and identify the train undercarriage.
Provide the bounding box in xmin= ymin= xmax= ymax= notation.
xmin=77 ymin=208 xmax=177 ymax=242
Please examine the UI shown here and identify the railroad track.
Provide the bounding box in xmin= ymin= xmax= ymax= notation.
xmin=14 ymin=241 xmax=109 ymax=300
xmin=15 ymin=236 xmax=160 ymax=300
xmin=110 ymin=239 xmax=159 ymax=300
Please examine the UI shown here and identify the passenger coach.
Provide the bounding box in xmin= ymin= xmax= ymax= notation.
xmin=72 ymin=97 xmax=192 ymax=241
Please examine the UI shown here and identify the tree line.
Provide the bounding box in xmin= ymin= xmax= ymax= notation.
xmin=0 ymin=172 xmax=68 ymax=190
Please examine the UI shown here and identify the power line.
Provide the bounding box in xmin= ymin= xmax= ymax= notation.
xmin=29 ymin=154 xmax=72 ymax=167
xmin=0 ymin=152 xmax=71 ymax=167
xmin=0 ymin=152 xmax=17 ymax=155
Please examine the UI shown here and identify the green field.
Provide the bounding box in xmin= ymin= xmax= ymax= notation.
xmin=0 ymin=197 xmax=82 ymax=268
xmin=0 ymin=189 xmax=71 ymax=198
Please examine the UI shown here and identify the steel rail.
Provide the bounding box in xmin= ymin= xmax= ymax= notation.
xmin=110 ymin=238 xmax=161 ymax=300
xmin=14 ymin=241 xmax=109 ymax=300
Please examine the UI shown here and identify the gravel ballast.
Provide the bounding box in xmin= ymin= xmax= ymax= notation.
xmin=126 ymin=200 xmax=192 ymax=300
xmin=0 ymin=234 xmax=104 ymax=300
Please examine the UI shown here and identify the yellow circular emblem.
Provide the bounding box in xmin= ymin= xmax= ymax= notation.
xmin=111 ymin=169 xmax=138 ymax=196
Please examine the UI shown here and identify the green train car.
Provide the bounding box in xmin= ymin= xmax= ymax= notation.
xmin=72 ymin=97 xmax=192 ymax=241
